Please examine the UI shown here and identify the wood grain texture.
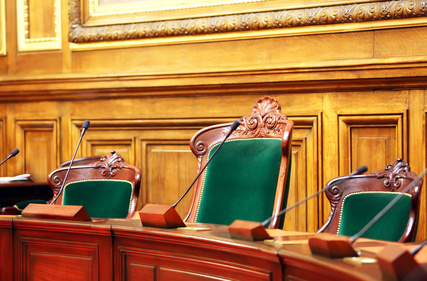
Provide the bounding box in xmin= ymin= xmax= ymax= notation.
xmin=0 ymin=0 xmax=426 ymax=241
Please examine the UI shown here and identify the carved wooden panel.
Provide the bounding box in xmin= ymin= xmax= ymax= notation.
xmin=17 ymin=0 xmax=61 ymax=51
xmin=145 ymin=142 xmax=197 ymax=217
xmin=17 ymin=238 xmax=98 ymax=281
xmin=118 ymin=249 xmax=272 ymax=281
xmin=15 ymin=120 xmax=59 ymax=182
xmin=338 ymin=114 xmax=405 ymax=176
xmin=128 ymin=263 xmax=155 ymax=281
xmin=284 ymin=116 xmax=320 ymax=232
xmin=71 ymin=120 xmax=135 ymax=164
xmin=14 ymin=220 xmax=113 ymax=281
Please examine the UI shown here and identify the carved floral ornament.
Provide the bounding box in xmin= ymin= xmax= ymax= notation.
xmin=376 ymin=158 xmax=413 ymax=190
xmin=236 ymin=96 xmax=288 ymax=138
xmin=69 ymin=0 xmax=427 ymax=43
xmin=94 ymin=150 xmax=125 ymax=178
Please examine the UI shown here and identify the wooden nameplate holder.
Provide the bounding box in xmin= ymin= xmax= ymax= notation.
xmin=21 ymin=203 xmax=91 ymax=221
xmin=139 ymin=203 xmax=186 ymax=228
xmin=308 ymin=233 xmax=358 ymax=258
xmin=228 ymin=220 xmax=271 ymax=241
xmin=376 ymin=245 xmax=427 ymax=281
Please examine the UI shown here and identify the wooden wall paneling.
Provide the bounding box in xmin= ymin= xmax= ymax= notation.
xmin=15 ymin=119 xmax=60 ymax=182
xmin=144 ymin=141 xmax=197 ymax=218
xmin=338 ymin=114 xmax=405 ymax=175
xmin=0 ymin=0 xmax=5 ymax=56
xmin=16 ymin=0 xmax=61 ymax=52
xmin=0 ymin=117 xmax=5 ymax=176
xmin=69 ymin=119 xmax=135 ymax=163
xmin=322 ymin=92 xmax=339 ymax=220
xmin=408 ymin=90 xmax=426 ymax=241
xmin=283 ymin=116 xmax=320 ymax=233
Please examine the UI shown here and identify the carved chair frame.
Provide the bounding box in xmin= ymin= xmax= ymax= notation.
xmin=318 ymin=158 xmax=422 ymax=242
xmin=48 ymin=151 xmax=142 ymax=219
xmin=184 ymin=96 xmax=293 ymax=229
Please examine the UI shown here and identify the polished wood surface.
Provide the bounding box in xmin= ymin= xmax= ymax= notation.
xmin=3 ymin=215 xmax=427 ymax=281
xmin=0 ymin=0 xmax=426 ymax=242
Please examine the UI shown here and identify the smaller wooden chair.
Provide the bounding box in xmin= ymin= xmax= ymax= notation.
xmin=318 ymin=159 xmax=422 ymax=242
xmin=48 ymin=151 xmax=141 ymax=219
xmin=184 ymin=96 xmax=293 ymax=229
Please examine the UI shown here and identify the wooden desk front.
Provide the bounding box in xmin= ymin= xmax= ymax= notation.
xmin=0 ymin=216 xmax=417 ymax=281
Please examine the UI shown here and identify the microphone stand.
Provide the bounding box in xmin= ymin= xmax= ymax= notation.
xmin=51 ymin=120 xmax=90 ymax=205
xmin=139 ymin=120 xmax=240 ymax=228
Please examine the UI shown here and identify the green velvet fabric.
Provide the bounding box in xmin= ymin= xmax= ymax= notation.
xmin=14 ymin=199 xmax=47 ymax=210
xmin=62 ymin=179 xmax=133 ymax=219
xmin=195 ymin=138 xmax=288 ymax=226
xmin=338 ymin=192 xmax=411 ymax=241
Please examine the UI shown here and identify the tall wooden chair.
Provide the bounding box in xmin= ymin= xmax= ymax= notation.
xmin=184 ymin=96 xmax=293 ymax=229
xmin=48 ymin=151 xmax=141 ymax=219
xmin=318 ymin=159 xmax=422 ymax=242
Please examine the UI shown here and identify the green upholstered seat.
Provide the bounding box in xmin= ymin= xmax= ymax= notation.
xmin=195 ymin=138 xmax=287 ymax=226
xmin=338 ymin=191 xmax=411 ymax=242
xmin=62 ymin=179 xmax=133 ymax=219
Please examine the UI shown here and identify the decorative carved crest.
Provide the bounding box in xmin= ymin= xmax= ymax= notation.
xmin=94 ymin=150 xmax=125 ymax=178
xmin=235 ymin=96 xmax=289 ymax=138
xmin=376 ymin=158 xmax=411 ymax=191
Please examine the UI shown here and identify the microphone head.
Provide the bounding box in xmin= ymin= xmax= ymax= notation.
xmin=355 ymin=165 xmax=368 ymax=175
xmin=10 ymin=148 xmax=19 ymax=157
xmin=82 ymin=120 xmax=90 ymax=130
xmin=230 ymin=120 xmax=240 ymax=132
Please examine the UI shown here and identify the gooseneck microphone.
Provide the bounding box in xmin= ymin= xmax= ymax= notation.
xmin=0 ymin=148 xmax=20 ymax=166
xmin=261 ymin=165 xmax=368 ymax=227
xmin=349 ymin=167 xmax=427 ymax=244
xmin=172 ymin=120 xmax=240 ymax=208
xmin=50 ymin=120 xmax=90 ymax=205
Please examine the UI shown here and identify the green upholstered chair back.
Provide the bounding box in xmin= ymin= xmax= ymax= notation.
xmin=48 ymin=151 xmax=142 ymax=219
xmin=318 ymin=159 xmax=422 ymax=242
xmin=184 ymin=96 xmax=293 ymax=229
xmin=338 ymin=192 xmax=411 ymax=241
xmin=62 ymin=179 xmax=134 ymax=219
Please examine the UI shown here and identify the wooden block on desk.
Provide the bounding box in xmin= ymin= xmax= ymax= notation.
xmin=21 ymin=203 xmax=91 ymax=221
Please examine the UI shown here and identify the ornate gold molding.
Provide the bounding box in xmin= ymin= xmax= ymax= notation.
xmin=69 ymin=0 xmax=427 ymax=43
xmin=17 ymin=0 xmax=62 ymax=51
